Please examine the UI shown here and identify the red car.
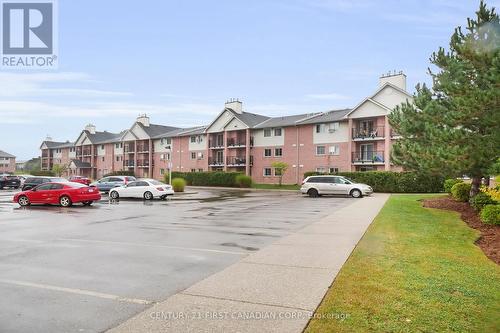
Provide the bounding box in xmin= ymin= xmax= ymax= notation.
xmin=13 ymin=182 xmax=101 ymax=207
xmin=68 ymin=175 xmax=91 ymax=186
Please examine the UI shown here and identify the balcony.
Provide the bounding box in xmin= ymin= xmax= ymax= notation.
xmin=208 ymin=157 xmax=225 ymax=166
xmin=82 ymin=149 xmax=92 ymax=156
xmin=124 ymin=160 xmax=135 ymax=168
xmin=136 ymin=144 xmax=149 ymax=153
xmin=352 ymin=126 xmax=385 ymax=140
xmin=136 ymin=160 xmax=150 ymax=168
xmin=226 ymin=156 xmax=246 ymax=166
xmin=208 ymin=140 xmax=224 ymax=149
xmin=227 ymin=138 xmax=246 ymax=148
xmin=352 ymin=151 xmax=385 ymax=165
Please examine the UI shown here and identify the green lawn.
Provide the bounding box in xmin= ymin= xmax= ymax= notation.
xmin=251 ymin=183 xmax=300 ymax=190
xmin=305 ymin=194 xmax=500 ymax=333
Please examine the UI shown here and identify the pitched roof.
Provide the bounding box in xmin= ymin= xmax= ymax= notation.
xmin=86 ymin=131 xmax=124 ymax=144
xmin=254 ymin=113 xmax=321 ymax=128
xmin=151 ymin=126 xmax=207 ymax=139
xmin=41 ymin=141 xmax=75 ymax=149
xmin=231 ymin=110 xmax=270 ymax=128
xmin=137 ymin=123 xmax=181 ymax=138
xmin=296 ymin=108 xmax=351 ymax=125
xmin=0 ymin=150 xmax=15 ymax=158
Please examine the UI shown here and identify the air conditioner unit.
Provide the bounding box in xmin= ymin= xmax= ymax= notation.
xmin=165 ymin=144 xmax=172 ymax=150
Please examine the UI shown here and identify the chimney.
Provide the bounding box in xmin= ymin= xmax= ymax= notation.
xmin=85 ymin=124 xmax=96 ymax=134
xmin=45 ymin=135 xmax=53 ymax=141
xmin=379 ymin=70 xmax=406 ymax=91
xmin=137 ymin=114 xmax=150 ymax=127
xmin=225 ymin=98 xmax=243 ymax=114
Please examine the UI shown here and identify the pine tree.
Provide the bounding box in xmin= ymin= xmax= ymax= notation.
xmin=389 ymin=1 xmax=500 ymax=197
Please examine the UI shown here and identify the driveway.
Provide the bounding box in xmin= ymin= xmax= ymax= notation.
xmin=0 ymin=188 xmax=354 ymax=333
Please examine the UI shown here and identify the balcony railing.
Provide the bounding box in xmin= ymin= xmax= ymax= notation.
xmin=136 ymin=145 xmax=149 ymax=153
xmin=208 ymin=140 xmax=224 ymax=149
xmin=124 ymin=146 xmax=135 ymax=153
xmin=208 ymin=157 xmax=225 ymax=166
xmin=352 ymin=151 xmax=385 ymax=164
xmin=227 ymin=138 xmax=246 ymax=147
xmin=124 ymin=160 xmax=135 ymax=168
xmin=82 ymin=149 xmax=92 ymax=156
xmin=226 ymin=156 xmax=246 ymax=166
xmin=136 ymin=160 xmax=150 ymax=168
xmin=352 ymin=126 xmax=385 ymax=140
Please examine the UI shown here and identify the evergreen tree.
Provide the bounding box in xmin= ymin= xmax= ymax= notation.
xmin=389 ymin=1 xmax=500 ymax=197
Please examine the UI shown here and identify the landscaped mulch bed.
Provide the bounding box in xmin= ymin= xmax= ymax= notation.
xmin=423 ymin=196 xmax=499 ymax=265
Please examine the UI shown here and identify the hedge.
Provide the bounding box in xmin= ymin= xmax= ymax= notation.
xmin=104 ymin=170 xmax=136 ymax=177
xmin=480 ymin=204 xmax=500 ymax=225
xmin=451 ymin=182 xmax=472 ymax=202
xmin=165 ymin=172 xmax=243 ymax=187
xmin=302 ymin=171 xmax=445 ymax=193
xmin=444 ymin=178 xmax=463 ymax=193
xmin=30 ymin=170 xmax=55 ymax=176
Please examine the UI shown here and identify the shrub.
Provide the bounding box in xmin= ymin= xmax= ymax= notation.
xmin=451 ymin=182 xmax=472 ymax=202
xmin=444 ymin=179 xmax=463 ymax=193
xmin=481 ymin=186 xmax=500 ymax=202
xmin=168 ymin=172 xmax=242 ymax=187
xmin=235 ymin=175 xmax=252 ymax=188
xmin=303 ymin=171 xmax=444 ymax=193
xmin=30 ymin=170 xmax=55 ymax=176
xmin=480 ymin=204 xmax=500 ymax=225
xmin=171 ymin=178 xmax=186 ymax=192
xmin=470 ymin=192 xmax=497 ymax=211
xmin=104 ymin=170 xmax=136 ymax=177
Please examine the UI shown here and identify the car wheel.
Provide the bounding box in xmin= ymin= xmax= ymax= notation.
xmin=110 ymin=191 xmax=119 ymax=199
xmin=144 ymin=191 xmax=153 ymax=200
xmin=18 ymin=195 xmax=30 ymax=206
xmin=59 ymin=195 xmax=72 ymax=207
xmin=350 ymin=189 xmax=362 ymax=198
xmin=308 ymin=188 xmax=319 ymax=198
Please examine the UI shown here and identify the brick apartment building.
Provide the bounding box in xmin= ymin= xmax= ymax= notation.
xmin=0 ymin=150 xmax=16 ymax=174
xmin=40 ymin=72 xmax=412 ymax=184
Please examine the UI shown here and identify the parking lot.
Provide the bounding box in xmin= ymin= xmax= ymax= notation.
xmin=0 ymin=188 xmax=353 ymax=333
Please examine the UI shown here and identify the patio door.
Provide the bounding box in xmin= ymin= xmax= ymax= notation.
xmin=360 ymin=144 xmax=374 ymax=161
xmin=216 ymin=151 xmax=224 ymax=164
xmin=360 ymin=120 xmax=374 ymax=133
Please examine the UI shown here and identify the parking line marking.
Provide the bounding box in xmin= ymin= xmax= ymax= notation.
xmin=57 ymin=238 xmax=248 ymax=255
xmin=0 ymin=279 xmax=151 ymax=305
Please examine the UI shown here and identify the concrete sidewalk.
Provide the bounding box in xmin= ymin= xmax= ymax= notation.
xmin=108 ymin=193 xmax=390 ymax=333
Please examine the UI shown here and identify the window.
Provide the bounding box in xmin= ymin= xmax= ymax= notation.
xmin=264 ymin=149 xmax=272 ymax=157
xmin=160 ymin=138 xmax=171 ymax=145
xmin=316 ymin=146 xmax=326 ymax=155
xmin=190 ymin=136 xmax=196 ymax=143
xmin=274 ymin=168 xmax=283 ymax=176
xmin=101 ymin=145 xmax=105 ymax=149
xmin=316 ymin=124 xmax=326 ymax=133
xmin=329 ymin=167 xmax=339 ymax=174
xmin=115 ymin=143 xmax=123 ymax=148
xmin=263 ymin=168 xmax=272 ymax=176
xmin=274 ymin=148 xmax=283 ymax=157
xmin=264 ymin=129 xmax=272 ymax=137
xmin=330 ymin=122 xmax=340 ymax=131
xmin=191 ymin=152 xmax=196 ymax=159
xmin=136 ymin=181 xmax=149 ymax=187
xmin=197 ymin=152 xmax=204 ymax=159
xmin=160 ymin=169 xmax=165 ymax=175
xmin=316 ymin=167 xmax=327 ymax=174
xmin=274 ymin=128 xmax=282 ymax=136
xmin=190 ymin=169 xmax=196 ymax=172
xmin=36 ymin=184 xmax=53 ymax=191
xmin=329 ymin=145 xmax=340 ymax=155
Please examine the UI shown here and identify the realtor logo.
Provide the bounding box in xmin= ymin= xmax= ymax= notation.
xmin=1 ymin=0 xmax=58 ymax=68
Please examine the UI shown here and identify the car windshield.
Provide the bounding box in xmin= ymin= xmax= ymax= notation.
xmin=66 ymin=182 xmax=88 ymax=188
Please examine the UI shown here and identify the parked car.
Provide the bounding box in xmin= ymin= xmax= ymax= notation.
xmin=21 ymin=177 xmax=67 ymax=191
xmin=300 ymin=175 xmax=373 ymax=198
xmin=14 ymin=182 xmax=101 ymax=207
xmin=91 ymin=176 xmax=136 ymax=192
xmin=109 ymin=179 xmax=174 ymax=200
xmin=16 ymin=175 xmax=32 ymax=187
xmin=68 ymin=175 xmax=91 ymax=186
xmin=0 ymin=174 xmax=21 ymax=189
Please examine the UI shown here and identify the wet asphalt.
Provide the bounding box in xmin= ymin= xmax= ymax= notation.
xmin=0 ymin=187 xmax=353 ymax=333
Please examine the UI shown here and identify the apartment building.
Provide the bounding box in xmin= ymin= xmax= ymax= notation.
xmin=40 ymin=72 xmax=412 ymax=184
xmin=0 ymin=150 xmax=16 ymax=174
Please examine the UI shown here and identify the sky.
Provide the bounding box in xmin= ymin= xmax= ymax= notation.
xmin=0 ymin=0 xmax=497 ymax=160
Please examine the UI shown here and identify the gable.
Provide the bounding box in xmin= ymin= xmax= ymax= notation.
xmin=348 ymin=99 xmax=390 ymax=119
xmin=122 ymin=130 xmax=138 ymax=142
xmin=372 ymin=85 xmax=413 ymax=110
xmin=40 ymin=143 xmax=48 ymax=149
xmin=75 ymin=131 xmax=89 ymax=146
xmin=224 ymin=117 xmax=247 ymax=131
xmin=130 ymin=123 xmax=150 ymax=140
xmin=206 ymin=110 xmax=234 ymax=133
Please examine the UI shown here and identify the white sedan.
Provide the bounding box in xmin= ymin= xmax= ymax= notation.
xmin=109 ymin=179 xmax=174 ymax=200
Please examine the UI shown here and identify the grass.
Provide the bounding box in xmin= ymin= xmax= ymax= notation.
xmin=305 ymin=194 xmax=500 ymax=333
xmin=251 ymin=183 xmax=300 ymax=190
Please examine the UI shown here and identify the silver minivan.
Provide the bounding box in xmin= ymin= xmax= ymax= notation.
xmin=300 ymin=175 xmax=373 ymax=198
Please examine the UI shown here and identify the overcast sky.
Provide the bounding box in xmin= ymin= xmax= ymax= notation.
xmin=0 ymin=0 xmax=496 ymax=160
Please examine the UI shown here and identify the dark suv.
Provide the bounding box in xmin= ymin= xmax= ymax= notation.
xmin=21 ymin=177 xmax=67 ymax=191
xmin=0 ymin=174 xmax=21 ymax=189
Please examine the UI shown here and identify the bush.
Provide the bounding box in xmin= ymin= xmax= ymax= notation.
xmin=30 ymin=170 xmax=55 ymax=176
xmin=235 ymin=175 xmax=253 ymax=188
xmin=480 ymin=204 xmax=500 ymax=225
xmin=481 ymin=186 xmax=500 ymax=202
xmin=451 ymin=182 xmax=472 ymax=202
xmin=104 ymin=170 xmax=136 ymax=177
xmin=171 ymin=178 xmax=186 ymax=192
xmin=168 ymin=172 xmax=242 ymax=187
xmin=444 ymin=179 xmax=463 ymax=193
xmin=302 ymin=171 xmax=444 ymax=193
xmin=470 ymin=192 xmax=497 ymax=211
